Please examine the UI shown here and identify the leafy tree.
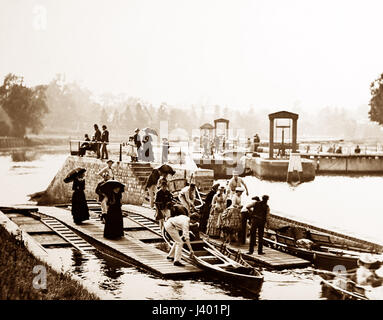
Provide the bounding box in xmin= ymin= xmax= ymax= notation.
xmin=0 ymin=74 xmax=48 ymax=137
xmin=369 ymin=73 xmax=383 ymax=125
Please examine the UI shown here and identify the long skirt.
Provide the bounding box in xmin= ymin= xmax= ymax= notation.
xmin=227 ymin=207 xmax=242 ymax=232
xmin=104 ymin=204 xmax=124 ymax=239
xmin=71 ymin=190 xmax=89 ymax=224
xmin=199 ymin=203 xmax=211 ymax=233
xmin=206 ymin=207 xmax=223 ymax=238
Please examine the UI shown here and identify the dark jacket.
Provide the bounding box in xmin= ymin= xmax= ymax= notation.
xmin=101 ymin=130 xmax=109 ymax=143
xmin=250 ymin=201 xmax=269 ymax=225
xmin=133 ymin=133 xmax=141 ymax=148
xmin=145 ymin=169 xmax=160 ymax=188
xmin=94 ymin=129 xmax=102 ymax=142
xmin=155 ymin=189 xmax=173 ymax=210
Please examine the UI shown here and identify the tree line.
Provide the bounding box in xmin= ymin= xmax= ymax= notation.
xmin=1 ymin=72 xmax=383 ymax=140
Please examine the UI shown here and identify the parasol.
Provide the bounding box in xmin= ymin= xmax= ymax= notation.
xmin=63 ymin=167 xmax=86 ymax=183
xmin=156 ymin=164 xmax=176 ymax=175
xmin=98 ymin=180 xmax=125 ymax=194
xmin=141 ymin=127 xmax=158 ymax=136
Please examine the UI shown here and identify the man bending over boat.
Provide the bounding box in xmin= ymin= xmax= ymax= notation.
xmin=164 ymin=212 xmax=200 ymax=266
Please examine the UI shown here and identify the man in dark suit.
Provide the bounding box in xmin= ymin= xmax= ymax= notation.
xmin=240 ymin=196 xmax=260 ymax=244
xmin=93 ymin=124 xmax=102 ymax=159
xmin=247 ymin=195 xmax=270 ymax=255
xmin=101 ymin=125 xmax=109 ymax=160
xmin=133 ymin=128 xmax=142 ymax=161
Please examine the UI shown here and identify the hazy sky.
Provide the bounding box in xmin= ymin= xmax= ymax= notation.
xmin=1 ymin=0 xmax=383 ymax=111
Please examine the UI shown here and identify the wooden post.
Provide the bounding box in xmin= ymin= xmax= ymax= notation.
xmin=269 ymin=118 xmax=274 ymax=159
xmin=292 ymin=119 xmax=297 ymax=153
xmin=119 ymin=144 xmax=122 ymax=162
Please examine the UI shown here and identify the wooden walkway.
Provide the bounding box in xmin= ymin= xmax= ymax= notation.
xmin=123 ymin=204 xmax=311 ymax=270
xmin=215 ymin=241 xmax=310 ymax=270
xmin=37 ymin=206 xmax=201 ymax=278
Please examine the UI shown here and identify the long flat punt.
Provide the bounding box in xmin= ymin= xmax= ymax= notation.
xmin=36 ymin=206 xmax=202 ymax=278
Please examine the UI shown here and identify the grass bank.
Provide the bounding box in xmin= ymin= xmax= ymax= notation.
xmin=0 ymin=226 xmax=99 ymax=300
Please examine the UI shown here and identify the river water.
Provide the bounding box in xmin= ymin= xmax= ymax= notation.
xmin=1 ymin=146 xmax=382 ymax=300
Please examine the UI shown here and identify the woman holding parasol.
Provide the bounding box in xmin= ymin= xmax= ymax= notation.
xmin=64 ymin=168 xmax=90 ymax=224
xmin=99 ymin=180 xmax=125 ymax=239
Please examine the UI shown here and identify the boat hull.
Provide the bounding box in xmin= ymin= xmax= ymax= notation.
xmin=263 ymin=237 xmax=360 ymax=271
xmin=162 ymin=231 xmax=263 ymax=296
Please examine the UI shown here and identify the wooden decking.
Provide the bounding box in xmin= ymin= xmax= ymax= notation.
xmin=122 ymin=204 xmax=311 ymax=270
xmin=222 ymin=242 xmax=310 ymax=270
xmin=37 ymin=206 xmax=201 ymax=278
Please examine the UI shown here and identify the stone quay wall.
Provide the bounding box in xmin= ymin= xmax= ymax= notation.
xmin=246 ymin=157 xmax=316 ymax=182
xmin=36 ymin=156 xmax=214 ymax=205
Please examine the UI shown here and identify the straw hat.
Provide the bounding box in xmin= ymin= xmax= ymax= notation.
xmin=359 ymin=253 xmax=379 ymax=265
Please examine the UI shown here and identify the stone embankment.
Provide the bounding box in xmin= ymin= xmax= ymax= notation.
xmin=32 ymin=156 xmax=214 ymax=205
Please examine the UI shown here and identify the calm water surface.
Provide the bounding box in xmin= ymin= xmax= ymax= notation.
xmin=2 ymin=147 xmax=381 ymax=299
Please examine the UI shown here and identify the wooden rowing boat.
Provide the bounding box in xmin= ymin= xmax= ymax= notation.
xmin=262 ymin=228 xmax=381 ymax=271
xmin=162 ymin=230 xmax=264 ymax=296
xmin=315 ymin=269 xmax=369 ymax=300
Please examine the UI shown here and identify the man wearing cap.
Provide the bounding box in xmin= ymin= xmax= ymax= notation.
xmin=164 ymin=213 xmax=198 ymax=266
xmin=240 ymin=196 xmax=261 ymax=244
xmin=178 ymin=183 xmax=196 ymax=215
xmin=247 ymin=195 xmax=270 ymax=255
xmin=98 ymin=160 xmax=115 ymax=180
xmin=133 ymin=128 xmax=142 ymax=161
xmin=227 ymin=171 xmax=249 ymax=198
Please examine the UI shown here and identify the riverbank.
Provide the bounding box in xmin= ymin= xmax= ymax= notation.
xmin=0 ymin=226 xmax=99 ymax=300
xmin=0 ymin=136 xmax=68 ymax=149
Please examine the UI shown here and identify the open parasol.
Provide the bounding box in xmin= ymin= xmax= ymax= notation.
xmin=142 ymin=127 xmax=158 ymax=136
xmin=98 ymin=180 xmax=125 ymax=194
xmin=63 ymin=168 xmax=86 ymax=183
xmin=156 ymin=164 xmax=176 ymax=175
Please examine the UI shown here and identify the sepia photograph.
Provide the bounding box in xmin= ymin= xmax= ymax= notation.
xmin=1 ymin=0 xmax=383 ymax=309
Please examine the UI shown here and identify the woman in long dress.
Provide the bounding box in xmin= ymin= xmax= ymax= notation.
xmin=104 ymin=186 xmax=124 ymax=239
xmin=226 ymin=187 xmax=244 ymax=242
xmin=71 ymin=172 xmax=90 ymax=224
xmin=206 ymin=186 xmax=226 ymax=238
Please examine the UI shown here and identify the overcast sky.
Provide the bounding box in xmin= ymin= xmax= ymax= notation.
xmin=1 ymin=0 xmax=383 ymax=111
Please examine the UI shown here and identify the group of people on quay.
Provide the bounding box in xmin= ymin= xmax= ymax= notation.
xmin=79 ymin=124 xmax=110 ymax=159
xmin=201 ymin=133 xmax=261 ymax=159
xmin=304 ymin=143 xmax=363 ymax=154
xmin=201 ymin=171 xmax=269 ymax=255
xmin=65 ymin=159 xmax=125 ymax=240
xmin=78 ymin=125 xmax=170 ymax=164
xmin=146 ymin=165 xmax=271 ymax=260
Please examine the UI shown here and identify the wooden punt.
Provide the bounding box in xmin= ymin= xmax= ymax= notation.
xmin=163 ymin=230 xmax=264 ymax=296
xmin=264 ymin=230 xmax=381 ymax=271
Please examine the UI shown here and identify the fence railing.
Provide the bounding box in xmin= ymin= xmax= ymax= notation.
xmin=69 ymin=140 xmax=197 ymax=165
